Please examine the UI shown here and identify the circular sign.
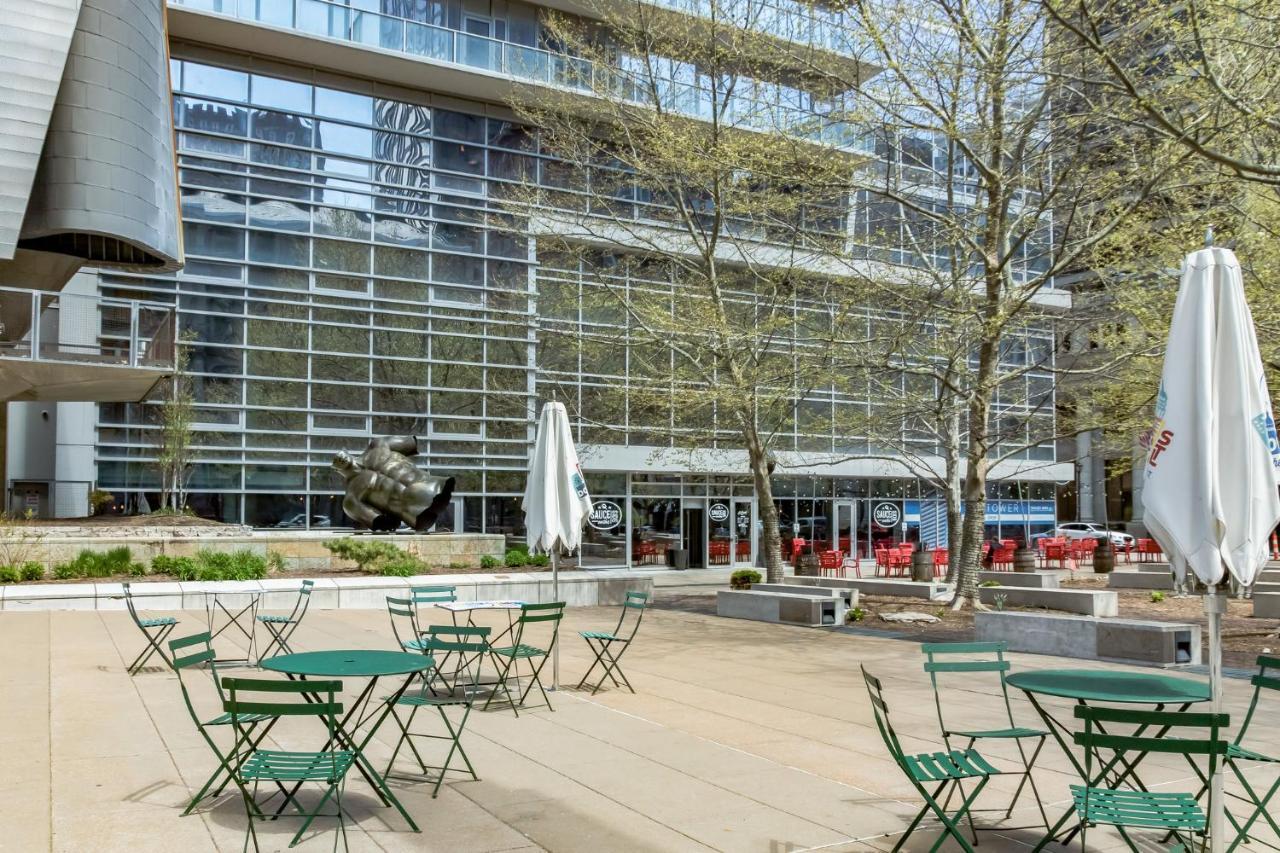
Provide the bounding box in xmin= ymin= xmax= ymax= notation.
xmin=872 ymin=502 xmax=901 ymax=529
xmin=708 ymin=503 xmax=730 ymax=523
xmin=587 ymin=500 xmax=622 ymax=531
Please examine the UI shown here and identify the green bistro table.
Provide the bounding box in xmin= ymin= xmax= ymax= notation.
xmin=1006 ymin=669 xmax=1211 ymax=850
xmin=261 ymin=649 xmax=433 ymax=832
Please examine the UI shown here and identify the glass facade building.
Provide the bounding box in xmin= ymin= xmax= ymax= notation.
xmin=16 ymin=0 xmax=1070 ymax=567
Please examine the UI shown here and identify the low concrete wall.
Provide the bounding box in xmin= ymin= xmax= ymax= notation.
xmin=716 ymin=589 xmax=842 ymax=627
xmin=14 ymin=530 xmax=506 ymax=573
xmin=753 ymin=583 xmax=859 ymax=607
xmin=975 ymin=611 xmax=1200 ymax=666
xmin=978 ymin=571 xmax=1058 ymax=589
xmin=0 ymin=571 xmax=652 ymax=611
xmin=840 ymin=578 xmax=950 ymax=601
xmin=1253 ymin=592 xmax=1280 ymax=619
xmin=1108 ymin=571 xmax=1175 ymax=591
xmin=977 ymin=586 xmax=1118 ymax=617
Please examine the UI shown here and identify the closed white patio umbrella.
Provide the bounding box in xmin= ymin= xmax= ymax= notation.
xmin=1142 ymin=243 xmax=1280 ymax=853
xmin=522 ymin=401 xmax=592 ymax=689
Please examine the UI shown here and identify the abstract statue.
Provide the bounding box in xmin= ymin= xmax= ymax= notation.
xmin=332 ymin=436 xmax=455 ymax=532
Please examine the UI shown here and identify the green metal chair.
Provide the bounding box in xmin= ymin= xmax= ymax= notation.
xmin=921 ymin=641 xmax=1050 ymax=833
xmin=256 ymin=579 xmax=314 ymax=662
xmin=1061 ymin=705 xmax=1227 ymax=853
xmin=411 ymin=585 xmax=458 ymax=673
xmin=863 ymin=665 xmax=1001 ymax=853
xmin=121 ymin=581 xmax=179 ymax=674
xmin=168 ymin=631 xmax=280 ymax=816
xmin=222 ymin=675 xmax=355 ymax=851
xmin=576 ymin=590 xmax=649 ymax=695
xmin=1194 ymin=653 xmax=1280 ymax=853
xmin=483 ymin=601 xmax=565 ymax=716
xmin=384 ymin=624 xmax=492 ymax=797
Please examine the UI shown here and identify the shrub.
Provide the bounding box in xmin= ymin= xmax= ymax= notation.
xmin=192 ymin=549 xmax=268 ymax=582
xmin=151 ymin=554 xmax=197 ymax=580
xmin=325 ymin=538 xmax=404 ymax=573
xmin=509 ymin=542 xmax=529 ymax=555
xmin=528 ymin=553 xmax=550 ymax=567
xmin=0 ymin=565 xmax=18 ymax=584
xmin=19 ymin=562 xmax=43 ymax=581
xmin=380 ymin=553 xmax=425 ymax=577
xmin=1150 ymin=590 xmax=1165 ymax=603
xmin=53 ymin=547 xmax=142 ymax=579
xmin=504 ymin=549 xmax=528 ymax=568
xmin=979 ymin=580 xmax=1002 ymax=588
xmin=479 ymin=555 xmax=498 ymax=570
xmin=448 ymin=561 xmax=468 ymax=570
xmin=845 ymin=606 xmax=866 ymax=623
xmin=730 ymin=569 xmax=761 ymax=589
xmin=266 ymin=550 xmax=286 ymax=574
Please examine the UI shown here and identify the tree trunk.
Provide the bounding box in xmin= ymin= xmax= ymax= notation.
xmin=744 ymin=425 xmax=784 ymax=583
xmin=943 ymin=404 xmax=963 ymax=584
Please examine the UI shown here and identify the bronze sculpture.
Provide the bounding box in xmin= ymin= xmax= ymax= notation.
xmin=332 ymin=436 xmax=454 ymax=532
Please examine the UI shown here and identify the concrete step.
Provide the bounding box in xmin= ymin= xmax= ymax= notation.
xmin=978 ymin=585 xmax=1118 ymax=616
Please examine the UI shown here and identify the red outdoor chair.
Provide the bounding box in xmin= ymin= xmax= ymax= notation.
xmin=633 ymin=541 xmax=657 ymax=564
xmin=735 ymin=540 xmax=750 ymax=561
xmin=818 ymin=550 xmax=845 ymax=578
xmin=932 ymin=548 xmax=949 ymax=577
xmin=874 ymin=547 xmax=890 ymax=576
xmin=992 ymin=544 xmax=1015 ymax=571
xmin=890 ymin=545 xmax=913 ymax=577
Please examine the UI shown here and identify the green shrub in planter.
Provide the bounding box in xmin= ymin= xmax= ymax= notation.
xmin=1150 ymin=590 xmax=1165 ymax=603
xmin=528 ymin=553 xmax=550 ymax=567
xmin=192 ymin=549 xmax=268 ymax=582
xmin=480 ymin=555 xmax=498 ymax=569
xmin=504 ymin=549 xmax=528 ymax=568
xmin=0 ymin=565 xmax=18 ymax=584
xmin=152 ymin=554 xmax=197 ymax=580
xmin=53 ymin=547 xmax=143 ymax=579
xmin=378 ymin=554 xmax=423 ymax=577
xmin=845 ymin=606 xmax=866 ymax=623
xmin=730 ymin=569 xmax=762 ymax=589
xmin=324 ymin=538 xmax=404 ymax=573
xmin=19 ymin=562 xmax=43 ymax=581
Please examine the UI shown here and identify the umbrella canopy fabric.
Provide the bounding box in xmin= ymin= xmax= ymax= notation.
xmin=1142 ymin=247 xmax=1280 ymax=589
xmin=523 ymin=402 xmax=592 ymax=555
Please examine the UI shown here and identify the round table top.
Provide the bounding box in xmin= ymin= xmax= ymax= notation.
xmin=261 ymin=649 xmax=433 ymax=678
xmin=1006 ymin=669 xmax=1210 ymax=705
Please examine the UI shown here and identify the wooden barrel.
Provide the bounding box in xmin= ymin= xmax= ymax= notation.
xmin=911 ymin=550 xmax=934 ymax=582
xmin=1013 ymin=547 xmax=1037 ymax=573
xmin=1092 ymin=539 xmax=1115 ymax=573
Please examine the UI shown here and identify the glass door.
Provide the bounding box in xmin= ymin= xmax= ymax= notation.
xmin=835 ymin=500 xmax=858 ymax=560
xmin=732 ymin=499 xmax=754 ymax=565
xmin=707 ymin=499 xmax=732 ymax=566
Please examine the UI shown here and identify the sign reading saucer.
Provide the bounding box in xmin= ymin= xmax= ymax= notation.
xmin=872 ymin=501 xmax=901 ymax=529
xmin=709 ymin=503 xmax=730 ymax=523
xmin=587 ymin=500 xmax=622 ymax=531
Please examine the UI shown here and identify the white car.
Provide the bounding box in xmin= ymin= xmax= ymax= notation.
xmin=1039 ymin=522 xmax=1135 ymax=547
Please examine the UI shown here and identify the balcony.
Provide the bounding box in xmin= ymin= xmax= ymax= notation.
xmin=167 ymin=0 xmax=872 ymax=155
xmin=0 ymin=287 xmax=176 ymax=403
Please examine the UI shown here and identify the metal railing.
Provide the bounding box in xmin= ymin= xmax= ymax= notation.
xmin=0 ymin=286 xmax=176 ymax=371
xmin=170 ymin=0 xmax=871 ymax=153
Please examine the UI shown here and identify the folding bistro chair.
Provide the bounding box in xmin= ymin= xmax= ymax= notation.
xmin=1187 ymin=653 xmax=1280 ymax=853
xmin=384 ymin=624 xmax=491 ymax=797
xmin=576 ymin=590 xmax=649 ymax=695
xmin=863 ymin=665 xmax=1001 ymax=852
xmin=1054 ymin=705 xmax=1227 ymax=853
xmin=483 ymin=601 xmax=565 ymax=716
xmin=256 ymin=579 xmax=313 ymax=662
xmin=222 ymin=676 xmax=355 ymax=851
xmin=921 ymin=642 xmax=1051 ymax=833
xmin=121 ymin=581 xmax=179 ymax=674
xmin=168 ymin=632 xmax=280 ymax=816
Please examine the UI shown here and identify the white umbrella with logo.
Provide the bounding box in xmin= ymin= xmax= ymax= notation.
xmin=1142 ymin=242 xmax=1280 ymax=853
xmin=522 ymin=401 xmax=592 ymax=689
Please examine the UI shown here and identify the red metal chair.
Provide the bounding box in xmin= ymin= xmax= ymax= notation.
xmin=633 ymin=541 xmax=657 ymax=564
xmin=818 ymin=549 xmax=845 ymax=578
xmin=709 ymin=541 xmax=731 ymax=565
xmin=841 ymin=554 xmax=862 ymax=578
xmin=932 ymin=548 xmax=949 ymax=577
xmin=735 ymin=540 xmax=750 ymax=561
xmin=793 ymin=537 xmax=808 ymax=558
xmin=874 ymin=547 xmax=890 ymax=576
xmin=992 ymin=544 xmax=1015 ymax=571
xmin=889 ymin=545 xmax=912 ymax=577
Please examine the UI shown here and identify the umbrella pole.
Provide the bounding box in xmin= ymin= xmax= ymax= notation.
xmin=1206 ymin=586 xmax=1226 ymax=853
xmin=552 ymin=548 xmax=559 ymax=691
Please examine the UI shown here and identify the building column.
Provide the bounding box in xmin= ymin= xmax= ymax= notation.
xmin=1075 ymin=430 xmax=1106 ymax=522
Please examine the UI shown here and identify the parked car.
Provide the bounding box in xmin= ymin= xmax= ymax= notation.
xmin=274 ymin=513 xmax=331 ymax=529
xmin=1036 ymin=522 xmax=1134 ymax=547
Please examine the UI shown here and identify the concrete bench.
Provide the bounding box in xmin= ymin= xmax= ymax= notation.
xmin=752 ymin=583 xmax=858 ymax=608
xmin=978 ymin=571 xmax=1058 ymax=589
xmin=975 ymin=611 xmax=1200 ymax=666
xmin=1253 ymin=592 xmax=1280 ymax=619
xmin=786 ymin=575 xmax=949 ymax=601
xmin=716 ymin=589 xmax=843 ymax=627
xmin=1108 ymin=571 xmax=1175 ymax=591
xmin=977 ymin=585 xmax=1119 ymax=617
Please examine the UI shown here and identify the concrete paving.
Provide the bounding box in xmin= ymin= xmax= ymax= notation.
xmin=1 ymin=598 xmax=1278 ymax=852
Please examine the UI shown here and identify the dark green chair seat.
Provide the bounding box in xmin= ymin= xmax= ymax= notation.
xmin=256 ymin=614 xmax=294 ymax=624
xmin=950 ymin=726 xmax=1047 ymax=740
xmin=203 ymin=711 xmax=275 ymax=727
xmin=139 ymin=616 xmax=178 ymax=628
xmin=490 ymin=643 xmax=546 ymax=659
xmin=400 ymin=637 xmax=432 ymax=653
xmin=393 ymin=692 xmax=469 ymax=708
xmin=241 ymin=749 xmax=355 ymax=783
xmin=1227 ymin=743 xmax=1277 ymax=762
xmin=1071 ymin=786 xmax=1205 ymax=831
xmin=903 ymin=749 xmax=1002 ymax=783
xmin=579 ymin=629 xmax=621 ymax=641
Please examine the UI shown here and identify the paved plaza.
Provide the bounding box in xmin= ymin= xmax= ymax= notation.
xmin=2 ymin=596 xmax=1277 ymax=852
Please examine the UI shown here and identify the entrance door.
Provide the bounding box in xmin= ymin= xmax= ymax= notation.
xmin=683 ymin=507 xmax=705 ymax=569
xmin=10 ymin=481 xmax=48 ymax=518
xmin=835 ymin=500 xmax=858 ymax=559
xmin=732 ymin=499 xmax=754 ymax=565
